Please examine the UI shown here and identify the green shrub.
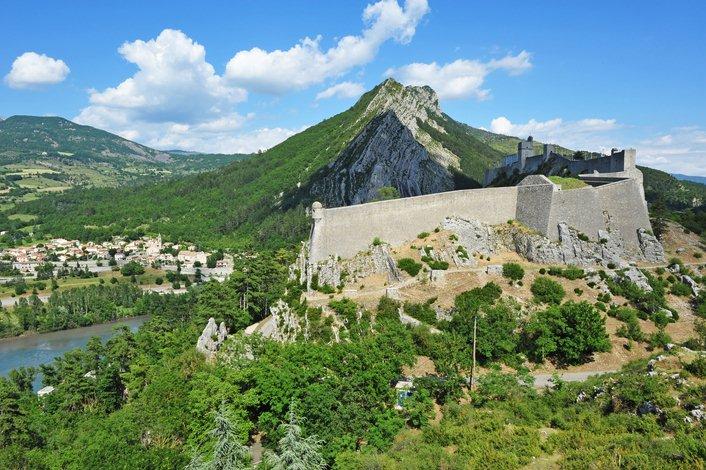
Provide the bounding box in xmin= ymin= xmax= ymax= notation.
xmin=577 ymin=232 xmax=589 ymax=242
xmin=670 ymin=281 xmax=692 ymax=296
xmin=426 ymin=260 xmax=449 ymax=270
xmin=539 ymin=268 xmax=546 ymax=275
xmin=612 ymin=307 xmax=644 ymax=341
xmin=685 ymin=357 xmax=706 ymax=377
xmin=454 ymin=282 xmax=502 ymax=314
xmin=647 ymin=329 xmax=672 ymax=349
xmin=397 ymin=258 xmax=422 ymax=277
xmin=404 ymin=301 xmax=437 ymax=325
xmin=502 ymin=263 xmax=525 ymax=281
xmin=530 ymin=277 xmax=565 ymax=305
xmin=523 ymin=301 xmax=610 ymax=364
xmin=318 ymin=284 xmax=336 ymax=294
xmin=574 ymin=288 xmax=583 ymax=296
xmin=562 ymin=266 xmax=585 ymax=280
xmin=120 ymin=260 xmax=145 ymax=276
xmin=372 ymin=237 xmax=383 ymax=246
xmin=417 ymin=231 xmax=430 ymax=239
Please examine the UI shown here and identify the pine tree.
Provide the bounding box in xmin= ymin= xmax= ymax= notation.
xmin=187 ymin=403 xmax=251 ymax=470
xmin=264 ymin=406 xmax=326 ymax=470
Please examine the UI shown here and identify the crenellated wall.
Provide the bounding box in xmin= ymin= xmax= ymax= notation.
xmin=308 ymin=174 xmax=652 ymax=263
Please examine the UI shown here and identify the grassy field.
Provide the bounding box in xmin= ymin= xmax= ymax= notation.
xmin=7 ymin=213 xmax=37 ymax=222
xmin=548 ymin=175 xmax=588 ymax=189
xmin=0 ymin=267 xmax=169 ymax=300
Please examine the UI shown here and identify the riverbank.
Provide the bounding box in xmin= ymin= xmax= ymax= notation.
xmin=0 ymin=315 xmax=149 ymax=390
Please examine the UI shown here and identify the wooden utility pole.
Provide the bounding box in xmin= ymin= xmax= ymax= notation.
xmin=470 ymin=315 xmax=477 ymax=390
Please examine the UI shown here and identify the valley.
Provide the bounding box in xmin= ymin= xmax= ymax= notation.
xmin=1 ymin=80 xmax=705 ymax=468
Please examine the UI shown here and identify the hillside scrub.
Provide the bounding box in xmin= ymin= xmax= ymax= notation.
xmin=397 ymin=258 xmax=422 ymax=277
xmin=523 ymin=301 xmax=611 ymax=365
xmin=502 ymin=263 xmax=525 ymax=281
xmin=530 ymin=277 xmax=566 ymax=305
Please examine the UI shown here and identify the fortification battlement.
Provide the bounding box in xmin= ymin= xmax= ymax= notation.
xmin=484 ymin=141 xmax=639 ymax=186
xmin=308 ymin=172 xmax=652 ymax=264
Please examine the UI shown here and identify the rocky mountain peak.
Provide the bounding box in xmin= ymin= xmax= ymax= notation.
xmin=363 ymin=78 xmax=442 ymax=131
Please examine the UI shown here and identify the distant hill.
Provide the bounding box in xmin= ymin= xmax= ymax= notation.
xmin=640 ymin=166 xmax=706 ymax=210
xmin=673 ymin=173 xmax=706 ymax=185
xmin=0 ymin=115 xmax=171 ymax=164
xmin=12 ymin=79 xmax=563 ymax=248
xmin=0 ymin=117 xmax=246 ymax=228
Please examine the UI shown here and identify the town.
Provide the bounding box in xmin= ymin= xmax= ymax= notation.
xmin=0 ymin=235 xmax=233 ymax=305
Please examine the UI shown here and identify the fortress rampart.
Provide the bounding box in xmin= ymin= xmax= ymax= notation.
xmin=308 ymin=174 xmax=652 ymax=264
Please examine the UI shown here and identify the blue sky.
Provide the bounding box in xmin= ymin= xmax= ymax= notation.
xmin=2 ymin=0 xmax=705 ymax=175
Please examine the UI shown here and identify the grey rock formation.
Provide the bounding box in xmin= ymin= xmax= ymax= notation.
xmin=311 ymin=243 xmax=401 ymax=290
xmin=308 ymin=110 xmax=455 ymax=206
xmin=620 ymin=267 xmax=653 ymax=292
xmin=196 ymin=318 xmax=228 ymax=360
xmin=681 ymin=275 xmax=701 ymax=297
xmin=429 ymin=269 xmax=446 ymax=283
xmin=637 ymin=228 xmax=665 ymax=262
xmin=638 ymin=401 xmax=663 ymax=416
xmin=510 ymin=222 xmax=628 ymax=267
xmin=442 ymin=217 xmax=498 ymax=257
xmin=486 ymin=265 xmax=503 ymax=275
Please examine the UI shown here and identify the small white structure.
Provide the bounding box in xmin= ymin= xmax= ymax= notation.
xmin=37 ymin=385 xmax=55 ymax=397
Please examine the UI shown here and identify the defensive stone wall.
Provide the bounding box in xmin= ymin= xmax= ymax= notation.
xmin=309 ymin=187 xmax=518 ymax=262
xmin=484 ymin=148 xmax=637 ymax=186
xmin=309 ymin=174 xmax=653 ymax=263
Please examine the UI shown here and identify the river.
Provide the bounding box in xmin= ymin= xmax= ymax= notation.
xmin=0 ymin=315 xmax=148 ymax=390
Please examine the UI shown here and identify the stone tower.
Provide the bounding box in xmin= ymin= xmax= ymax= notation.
xmin=518 ymin=136 xmax=534 ymax=169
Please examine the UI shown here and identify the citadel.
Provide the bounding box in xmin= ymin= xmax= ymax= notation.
xmin=302 ymin=137 xmax=661 ymax=287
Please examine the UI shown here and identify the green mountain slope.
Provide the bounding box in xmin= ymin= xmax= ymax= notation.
xmin=10 ymin=80 xmax=569 ymax=248
xmin=640 ymin=165 xmax=706 ymax=238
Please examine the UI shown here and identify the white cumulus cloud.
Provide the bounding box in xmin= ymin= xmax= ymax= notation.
xmin=637 ymin=127 xmax=706 ymax=176
xmin=225 ymin=0 xmax=429 ymax=94
xmin=489 ymin=116 xmax=619 ymax=151
xmin=386 ymin=51 xmax=532 ymax=100
xmin=73 ymin=29 xmax=289 ymax=153
xmin=4 ymin=52 xmax=70 ymax=89
xmin=316 ymin=81 xmax=366 ymax=100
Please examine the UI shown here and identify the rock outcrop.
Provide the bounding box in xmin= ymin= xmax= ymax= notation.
xmin=308 ymin=242 xmax=402 ymax=289
xmin=637 ymin=228 xmax=665 ymax=262
xmin=196 ymin=318 xmax=228 ymax=360
xmin=510 ymin=222 xmax=628 ymax=267
xmin=442 ymin=217 xmax=498 ymax=257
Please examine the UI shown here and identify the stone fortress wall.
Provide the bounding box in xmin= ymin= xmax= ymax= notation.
xmin=308 ymin=164 xmax=653 ymax=264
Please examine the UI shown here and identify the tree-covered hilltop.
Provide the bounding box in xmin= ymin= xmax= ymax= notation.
xmin=1 ymin=251 xmax=705 ymax=468
xmin=640 ymin=165 xmax=706 ymax=239
xmin=11 ymin=80 xmax=553 ymax=249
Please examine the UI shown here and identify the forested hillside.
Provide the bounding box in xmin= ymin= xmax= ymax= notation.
xmin=640 ymin=166 xmax=706 ymax=239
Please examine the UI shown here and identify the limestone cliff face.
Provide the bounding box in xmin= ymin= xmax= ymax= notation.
xmin=291 ymin=78 xmax=507 ymax=208
xmin=309 ymin=110 xmax=454 ymax=206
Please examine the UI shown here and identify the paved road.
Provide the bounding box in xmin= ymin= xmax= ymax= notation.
xmin=531 ymin=370 xmax=616 ymax=388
